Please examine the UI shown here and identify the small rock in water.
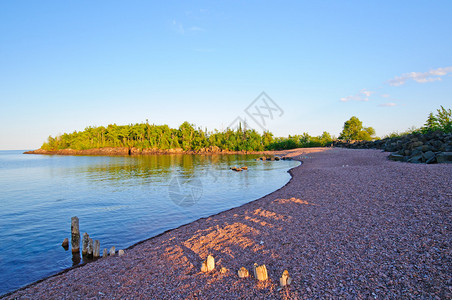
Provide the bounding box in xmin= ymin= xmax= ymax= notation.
xmin=238 ymin=267 xmax=249 ymax=278
xmin=82 ymin=233 xmax=90 ymax=255
xmin=109 ymin=246 xmax=116 ymax=256
xmin=201 ymin=255 xmax=215 ymax=272
xmin=118 ymin=249 xmax=125 ymax=256
xmin=253 ymin=263 xmax=268 ymax=281
xmin=61 ymin=238 xmax=69 ymax=248
xmin=93 ymin=240 xmax=100 ymax=258
xmin=280 ymin=270 xmax=292 ymax=287
xmin=103 ymin=248 xmax=108 ymax=258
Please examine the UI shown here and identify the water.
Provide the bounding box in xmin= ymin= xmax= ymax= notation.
xmin=0 ymin=150 xmax=299 ymax=295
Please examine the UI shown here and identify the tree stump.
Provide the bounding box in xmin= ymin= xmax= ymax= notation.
xmin=102 ymin=248 xmax=108 ymax=258
xmin=109 ymin=246 xmax=115 ymax=256
xmin=118 ymin=249 xmax=125 ymax=256
xmin=71 ymin=217 xmax=80 ymax=253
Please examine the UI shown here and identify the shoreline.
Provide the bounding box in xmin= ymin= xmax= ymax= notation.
xmin=1 ymin=147 xmax=306 ymax=298
xmin=4 ymin=148 xmax=451 ymax=299
xmin=23 ymin=147 xmax=288 ymax=156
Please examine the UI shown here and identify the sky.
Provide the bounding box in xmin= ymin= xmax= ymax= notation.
xmin=0 ymin=1 xmax=451 ymax=150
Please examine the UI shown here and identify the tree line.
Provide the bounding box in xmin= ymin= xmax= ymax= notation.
xmin=41 ymin=106 xmax=450 ymax=151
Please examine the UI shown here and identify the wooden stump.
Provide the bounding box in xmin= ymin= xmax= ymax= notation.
xmin=102 ymin=248 xmax=108 ymax=258
xmin=88 ymin=238 xmax=93 ymax=256
xmin=71 ymin=217 xmax=80 ymax=253
xmin=201 ymin=255 xmax=215 ymax=272
xmin=280 ymin=270 xmax=292 ymax=287
xmin=109 ymin=246 xmax=115 ymax=256
xmin=238 ymin=267 xmax=249 ymax=278
xmin=93 ymin=240 xmax=100 ymax=258
xmin=253 ymin=263 xmax=268 ymax=281
xmin=118 ymin=249 xmax=125 ymax=256
xmin=82 ymin=233 xmax=90 ymax=255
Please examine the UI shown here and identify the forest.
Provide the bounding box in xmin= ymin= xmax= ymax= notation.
xmin=41 ymin=121 xmax=334 ymax=152
xmin=41 ymin=106 xmax=450 ymax=152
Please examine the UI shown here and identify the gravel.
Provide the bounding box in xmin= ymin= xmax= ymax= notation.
xmin=4 ymin=148 xmax=451 ymax=299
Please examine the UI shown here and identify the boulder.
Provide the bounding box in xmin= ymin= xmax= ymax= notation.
xmin=388 ymin=154 xmax=405 ymax=162
xmin=408 ymin=154 xmax=423 ymax=163
xmin=436 ymin=152 xmax=452 ymax=163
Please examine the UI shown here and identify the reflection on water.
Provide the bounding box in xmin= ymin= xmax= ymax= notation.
xmin=0 ymin=151 xmax=299 ymax=295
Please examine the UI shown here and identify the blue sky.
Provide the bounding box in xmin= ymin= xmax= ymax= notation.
xmin=0 ymin=1 xmax=451 ymax=150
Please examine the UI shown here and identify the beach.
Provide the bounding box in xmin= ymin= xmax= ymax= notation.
xmin=4 ymin=148 xmax=451 ymax=299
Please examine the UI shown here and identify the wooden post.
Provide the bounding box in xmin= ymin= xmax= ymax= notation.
xmin=93 ymin=240 xmax=100 ymax=258
xmin=71 ymin=217 xmax=80 ymax=253
xmin=103 ymin=248 xmax=108 ymax=258
xmin=88 ymin=238 xmax=93 ymax=256
xmin=82 ymin=233 xmax=89 ymax=255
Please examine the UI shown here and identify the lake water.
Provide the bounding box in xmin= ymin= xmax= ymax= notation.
xmin=0 ymin=150 xmax=299 ymax=295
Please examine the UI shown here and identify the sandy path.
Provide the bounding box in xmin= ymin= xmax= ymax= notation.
xmin=4 ymin=148 xmax=451 ymax=299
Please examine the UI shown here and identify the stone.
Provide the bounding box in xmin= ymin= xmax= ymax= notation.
xmin=118 ymin=249 xmax=125 ymax=256
xmin=275 ymin=156 xmax=280 ymax=161
xmin=82 ymin=233 xmax=90 ymax=255
xmin=422 ymin=151 xmax=435 ymax=161
xmin=88 ymin=238 xmax=93 ymax=256
xmin=408 ymin=154 xmax=422 ymax=163
xmin=103 ymin=248 xmax=108 ymax=258
xmin=388 ymin=154 xmax=405 ymax=162
xmin=280 ymin=270 xmax=292 ymax=287
xmin=238 ymin=267 xmax=249 ymax=278
xmin=253 ymin=263 xmax=268 ymax=281
xmin=436 ymin=152 xmax=452 ymax=163
xmin=71 ymin=216 xmax=80 ymax=253
xmin=61 ymin=238 xmax=69 ymax=248
xmin=201 ymin=255 xmax=215 ymax=272
xmin=93 ymin=240 xmax=100 ymax=258
xmin=109 ymin=246 xmax=115 ymax=256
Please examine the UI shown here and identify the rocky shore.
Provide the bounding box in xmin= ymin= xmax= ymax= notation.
xmin=334 ymin=130 xmax=452 ymax=164
xmin=4 ymin=148 xmax=451 ymax=299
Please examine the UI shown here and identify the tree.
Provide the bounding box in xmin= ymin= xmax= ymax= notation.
xmin=339 ymin=116 xmax=375 ymax=141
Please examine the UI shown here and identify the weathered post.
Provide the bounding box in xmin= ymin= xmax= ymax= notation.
xmin=71 ymin=217 xmax=80 ymax=253
xmin=103 ymin=248 xmax=108 ymax=258
xmin=109 ymin=246 xmax=116 ymax=256
xmin=93 ymin=240 xmax=100 ymax=258
xmin=88 ymin=238 xmax=93 ymax=256
xmin=82 ymin=233 xmax=90 ymax=255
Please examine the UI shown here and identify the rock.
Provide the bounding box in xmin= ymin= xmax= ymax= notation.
xmin=109 ymin=246 xmax=116 ymax=256
xmin=280 ymin=270 xmax=292 ymax=287
xmin=201 ymin=255 xmax=215 ymax=272
xmin=408 ymin=154 xmax=423 ymax=163
xmin=118 ymin=249 xmax=125 ymax=256
xmin=93 ymin=240 xmax=100 ymax=258
xmin=103 ymin=248 xmax=108 ymax=258
xmin=238 ymin=267 xmax=249 ymax=278
xmin=436 ymin=152 xmax=452 ymax=163
xmin=71 ymin=216 xmax=80 ymax=253
xmin=82 ymin=233 xmax=90 ymax=255
xmin=422 ymin=151 xmax=435 ymax=161
xmin=388 ymin=153 xmax=405 ymax=162
xmin=275 ymin=156 xmax=280 ymax=161
xmin=253 ymin=263 xmax=268 ymax=281
xmin=61 ymin=238 xmax=69 ymax=248
xmin=241 ymin=166 xmax=248 ymax=170
xmin=87 ymin=238 xmax=93 ymax=256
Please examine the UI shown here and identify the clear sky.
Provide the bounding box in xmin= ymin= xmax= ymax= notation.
xmin=1 ymin=1 xmax=451 ymax=150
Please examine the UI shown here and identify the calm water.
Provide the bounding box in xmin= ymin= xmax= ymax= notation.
xmin=0 ymin=150 xmax=299 ymax=295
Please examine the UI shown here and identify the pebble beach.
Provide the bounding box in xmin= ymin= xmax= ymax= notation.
xmin=3 ymin=148 xmax=451 ymax=299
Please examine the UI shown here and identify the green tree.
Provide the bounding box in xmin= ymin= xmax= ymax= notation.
xmin=339 ymin=116 xmax=375 ymax=141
